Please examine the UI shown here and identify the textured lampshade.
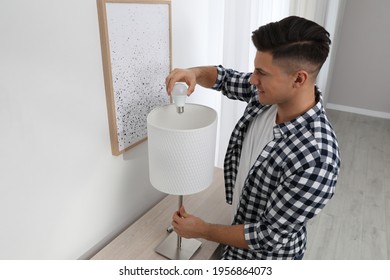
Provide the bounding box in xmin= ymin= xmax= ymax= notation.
xmin=147 ymin=104 xmax=217 ymax=195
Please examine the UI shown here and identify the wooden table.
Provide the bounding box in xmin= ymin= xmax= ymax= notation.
xmin=91 ymin=168 xmax=231 ymax=260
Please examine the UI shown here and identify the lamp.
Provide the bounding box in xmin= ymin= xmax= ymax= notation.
xmin=147 ymin=86 xmax=217 ymax=260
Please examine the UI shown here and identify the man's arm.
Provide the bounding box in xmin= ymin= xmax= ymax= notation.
xmin=172 ymin=206 xmax=249 ymax=249
xmin=165 ymin=66 xmax=218 ymax=95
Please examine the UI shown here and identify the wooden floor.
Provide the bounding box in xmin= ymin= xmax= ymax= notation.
xmin=304 ymin=109 xmax=390 ymax=259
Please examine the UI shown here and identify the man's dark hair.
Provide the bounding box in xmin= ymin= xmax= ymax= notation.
xmin=252 ymin=16 xmax=331 ymax=77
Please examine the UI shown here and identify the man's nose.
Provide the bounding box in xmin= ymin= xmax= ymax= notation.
xmin=249 ymin=74 xmax=255 ymax=85
xmin=249 ymin=74 xmax=259 ymax=86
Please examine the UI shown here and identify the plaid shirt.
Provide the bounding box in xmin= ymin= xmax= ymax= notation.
xmin=212 ymin=65 xmax=340 ymax=259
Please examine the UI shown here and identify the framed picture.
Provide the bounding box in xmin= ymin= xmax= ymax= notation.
xmin=97 ymin=0 xmax=171 ymax=155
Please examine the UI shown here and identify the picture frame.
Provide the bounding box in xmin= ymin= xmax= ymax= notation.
xmin=97 ymin=0 xmax=172 ymax=155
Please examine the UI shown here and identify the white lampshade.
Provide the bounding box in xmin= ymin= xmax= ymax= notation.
xmin=147 ymin=104 xmax=217 ymax=195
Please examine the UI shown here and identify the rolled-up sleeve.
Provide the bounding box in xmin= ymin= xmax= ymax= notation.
xmin=212 ymin=65 xmax=255 ymax=103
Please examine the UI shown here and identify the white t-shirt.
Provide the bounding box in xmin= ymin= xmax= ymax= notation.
xmin=232 ymin=105 xmax=278 ymax=221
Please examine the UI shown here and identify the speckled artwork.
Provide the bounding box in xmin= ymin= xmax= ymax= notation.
xmin=101 ymin=1 xmax=170 ymax=154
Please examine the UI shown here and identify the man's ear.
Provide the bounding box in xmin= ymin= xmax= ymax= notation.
xmin=293 ymin=71 xmax=308 ymax=88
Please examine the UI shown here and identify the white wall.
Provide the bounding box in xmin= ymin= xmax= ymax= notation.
xmin=0 ymin=0 xmax=215 ymax=259
xmin=328 ymin=0 xmax=390 ymax=115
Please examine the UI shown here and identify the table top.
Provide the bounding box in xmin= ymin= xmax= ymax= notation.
xmin=91 ymin=167 xmax=231 ymax=260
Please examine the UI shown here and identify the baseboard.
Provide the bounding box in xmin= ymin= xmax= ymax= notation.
xmin=326 ymin=103 xmax=390 ymax=119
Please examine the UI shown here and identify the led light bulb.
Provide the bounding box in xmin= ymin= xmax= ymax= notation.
xmin=171 ymin=83 xmax=187 ymax=113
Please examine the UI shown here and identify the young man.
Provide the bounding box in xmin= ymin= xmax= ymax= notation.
xmin=165 ymin=16 xmax=340 ymax=260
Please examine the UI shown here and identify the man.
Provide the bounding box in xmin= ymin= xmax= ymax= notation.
xmin=165 ymin=16 xmax=340 ymax=260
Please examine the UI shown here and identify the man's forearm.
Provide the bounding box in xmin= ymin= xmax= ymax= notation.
xmin=202 ymin=223 xmax=249 ymax=249
xmin=172 ymin=206 xmax=249 ymax=249
xmin=189 ymin=66 xmax=218 ymax=89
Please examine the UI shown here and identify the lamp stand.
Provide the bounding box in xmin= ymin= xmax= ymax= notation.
xmin=155 ymin=195 xmax=202 ymax=260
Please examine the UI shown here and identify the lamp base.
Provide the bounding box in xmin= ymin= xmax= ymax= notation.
xmin=155 ymin=233 xmax=202 ymax=260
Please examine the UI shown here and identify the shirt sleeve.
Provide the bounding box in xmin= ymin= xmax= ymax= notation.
xmin=212 ymin=65 xmax=255 ymax=103
xmin=244 ymin=160 xmax=338 ymax=253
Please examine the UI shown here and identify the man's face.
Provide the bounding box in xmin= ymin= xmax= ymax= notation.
xmin=249 ymin=51 xmax=295 ymax=105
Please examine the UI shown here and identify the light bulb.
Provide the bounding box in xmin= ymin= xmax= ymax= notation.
xmin=171 ymin=83 xmax=187 ymax=113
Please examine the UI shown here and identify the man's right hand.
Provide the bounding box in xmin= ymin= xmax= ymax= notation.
xmin=165 ymin=68 xmax=197 ymax=96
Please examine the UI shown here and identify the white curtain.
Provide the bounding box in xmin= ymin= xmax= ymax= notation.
xmin=215 ymin=0 xmax=347 ymax=167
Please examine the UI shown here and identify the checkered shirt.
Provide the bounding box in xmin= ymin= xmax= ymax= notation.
xmin=212 ymin=65 xmax=340 ymax=260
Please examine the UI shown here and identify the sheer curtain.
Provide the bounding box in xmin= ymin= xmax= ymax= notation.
xmin=215 ymin=0 xmax=346 ymax=167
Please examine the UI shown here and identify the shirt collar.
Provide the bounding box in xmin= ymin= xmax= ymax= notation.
xmin=274 ymin=86 xmax=324 ymax=138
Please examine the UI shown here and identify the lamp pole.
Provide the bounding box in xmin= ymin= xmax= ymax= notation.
xmin=177 ymin=195 xmax=183 ymax=249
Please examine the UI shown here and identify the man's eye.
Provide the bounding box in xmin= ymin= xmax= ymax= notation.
xmin=256 ymin=70 xmax=265 ymax=76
